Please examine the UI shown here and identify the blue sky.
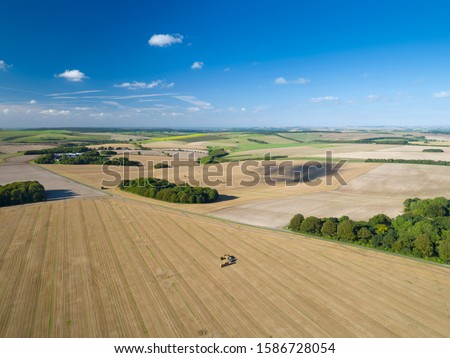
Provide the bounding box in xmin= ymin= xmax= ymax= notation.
xmin=1 ymin=0 xmax=450 ymax=128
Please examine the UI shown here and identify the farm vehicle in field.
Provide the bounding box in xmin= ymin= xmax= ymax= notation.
xmin=220 ymin=254 xmax=237 ymax=268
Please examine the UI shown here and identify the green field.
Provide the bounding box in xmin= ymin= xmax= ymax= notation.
xmin=145 ymin=133 xmax=225 ymax=143
xmin=141 ymin=131 xmax=339 ymax=155
xmin=0 ymin=130 xmax=112 ymax=143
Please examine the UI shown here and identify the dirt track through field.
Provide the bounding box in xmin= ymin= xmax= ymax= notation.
xmin=0 ymin=197 xmax=449 ymax=337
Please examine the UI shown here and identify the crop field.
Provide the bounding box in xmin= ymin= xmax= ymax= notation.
xmin=0 ymin=156 xmax=105 ymax=200
xmin=225 ymin=143 xmax=399 ymax=160
xmin=313 ymin=145 xmax=450 ymax=161
xmin=0 ymin=130 xmax=111 ymax=143
xmin=1 ymin=197 xmax=449 ymax=338
xmin=0 ymin=144 xmax=55 ymax=154
xmin=39 ymin=156 xmax=375 ymax=214
xmin=211 ymin=163 xmax=450 ymax=227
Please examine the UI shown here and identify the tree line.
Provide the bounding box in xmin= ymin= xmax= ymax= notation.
xmin=119 ymin=177 xmax=219 ymax=204
xmin=247 ymin=138 xmax=269 ymax=144
xmin=34 ymin=146 xmax=141 ymax=166
xmin=24 ymin=144 xmax=90 ymax=155
xmin=288 ymin=197 xmax=450 ymax=263
xmin=365 ymin=158 xmax=450 ymax=166
xmin=0 ymin=181 xmax=45 ymax=207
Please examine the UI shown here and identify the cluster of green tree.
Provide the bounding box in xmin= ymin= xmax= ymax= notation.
xmin=365 ymin=158 xmax=450 ymax=166
xmin=24 ymin=144 xmax=90 ymax=155
xmin=422 ymin=148 xmax=444 ymax=153
xmin=154 ymin=162 xmax=170 ymax=169
xmin=427 ymin=130 xmax=450 ymax=135
xmin=100 ymin=150 xmax=118 ymax=155
xmin=199 ymin=148 xmax=229 ymax=164
xmin=119 ymin=177 xmax=219 ymax=203
xmin=35 ymin=150 xmax=142 ymax=166
xmin=103 ymin=157 xmax=142 ymax=166
xmin=0 ymin=181 xmax=45 ymax=207
xmin=288 ymin=197 xmax=450 ymax=263
xmin=356 ymin=137 xmax=409 ymax=145
xmin=247 ymin=138 xmax=269 ymax=144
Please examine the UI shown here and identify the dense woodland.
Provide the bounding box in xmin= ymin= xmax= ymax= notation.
xmin=120 ymin=177 xmax=219 ymax=204
xmin=24 ymin=144 xmax=90 ymax=155
xmin=34 ymin=146 xmax=141 ymax=166
xmin=154 ymin=162 xmax=170 ymax=169
xmin=199 ymin=147 xmax=229 ymax=164
xmin=288 ymin=197 xmax=450 ymax=263
xmin=0 ymin=181 xmax=45 ymax=207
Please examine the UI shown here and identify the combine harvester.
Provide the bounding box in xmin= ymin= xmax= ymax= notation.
xmin=220 ymin=254 xmax=237 ymax=268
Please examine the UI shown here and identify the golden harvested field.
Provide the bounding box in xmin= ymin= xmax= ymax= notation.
xmin=212 ymin=163 xmax=450 ymax=227
xmin=228 ymin=143 xmax=399 ymax=159
xmin=0 ymin=197 xmax=449 ymax=338
xmin=0 ymin=144 xmax=55 ymax=154
xmin=40 ymin=159 xmax=375 ymax=215
xmin=313 ymin=145 xmax=450 ymax=161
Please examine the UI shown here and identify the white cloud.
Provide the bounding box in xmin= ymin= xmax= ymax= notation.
xmin=367 ymin=94 xmax=381 ymax=102
xmin=89 ymin=112 xmax=109 ymax=118
xmin=29 ymin=100 xmax=37 ymax=104
xmin=74 ymin=106 xmax=92 ymax=111
xmin=173 ymin=95 xmax=212 ymax=109
xmin=309 ymin=96 xmax=339 ymax=103
xmin=274 ymin=77 xmax=288 ymax=85
xmin=148 ymin=34 xmax=183 ymax=47
xmin=79 ymin=93 xmax=174 ymax=100
xmin=3 ymin=108 xmax=10 ymax=115
xmin=187 ymin=107 xmax=200 ymax=112
xmin=292 ymin=78 xmax=309 ymax=84
xmin=433 ymin=91 xmax=450 ymax=98
xmin=48 ymin=90 xmax=101 ymax=96
xmin=251 ymin=105 xmax=270 ymax=114
xmin=274 ymin=77 xmax=309 ymax=85
xmin=114 ymin=80 xmax=162 ymax=90
xmin=40 ymin=109 xmax=70 ymax=116
xmin=114 ymin=80 xmax=174 ymax=90
xmin=0 ymin=60 xmax=12 ymax=71
xmin=102 ymin=101 xmax=121 ymax=107
xmin=191 ymin=61 xmax=204 ymax=70
xmin=56 ymin=69 xmax=88 ymax=82
xmin=241 ymin=107 xmax=246 ymax=112
xmin=162 ymin=112 xmax=184 ymax=117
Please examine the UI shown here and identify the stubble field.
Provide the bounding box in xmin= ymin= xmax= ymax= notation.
xmin=1 ymin=197 xmax=449 ymax=338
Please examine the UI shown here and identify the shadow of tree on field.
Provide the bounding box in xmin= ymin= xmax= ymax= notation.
xmin=45 ymin=189 xmax=79 ymax=201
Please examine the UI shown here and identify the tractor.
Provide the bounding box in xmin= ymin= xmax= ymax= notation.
xmin=220 ymin=254 xmax=237 ymax=268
